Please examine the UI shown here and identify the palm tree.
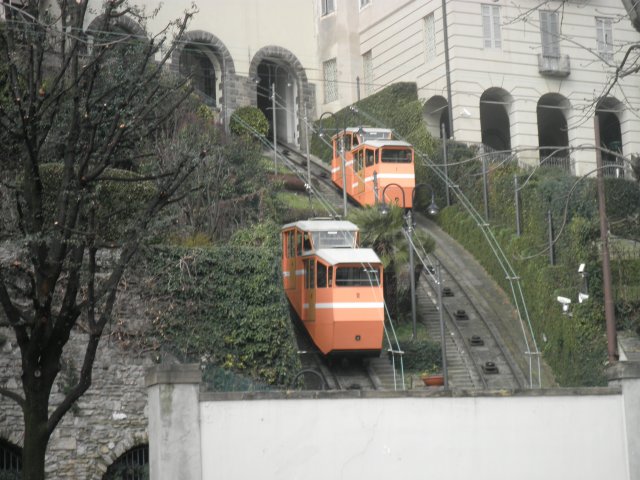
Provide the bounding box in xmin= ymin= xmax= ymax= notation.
xmin=348 ymin=205 xmax=435 ymax=322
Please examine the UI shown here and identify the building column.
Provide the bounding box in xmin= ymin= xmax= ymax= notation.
xmin=607 ymin=361 xmax=640 ymax=480
xmin=146 ymin=364 xmax=202 ymax=480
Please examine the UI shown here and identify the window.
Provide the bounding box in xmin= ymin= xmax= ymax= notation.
xmin=103 ymin=445 xmax=148 ymax=480
xmin=296 ymin=230 xmax=303 ymax=255
xmin=286 ymin=230 xmax=295 ymax=258
xmin=540 ymin=10 xmax=560 ymax=57
xmin=360 ymin=0 xmax=371 ymax=9
xmin=482 ymin=4 xmax=501 ymax=49
xmin=424 ymin=13 xmax=436 ymax=61
xmin=381 ymin=148 xmax=412 ymax=163
xmin=0 ymin=439 xmax=22 ymax=477
xmin=323 ymin=58 xmax=338 ymax=103
xmin=305 ymin=260 xmax=315 ymax=289
xmin=321 ymin=0 xmax=335 ymax=16
xmin=336 ymin=266 xmax=381 ymax=287
xmin=311 ymin=230 xmax=357 ymax=249
xmin=362 ymin=50 xmax=373 ymax=95
xmin=365 ymin=149 xmax=375 ymax=167
xmin=596 ymin=17 xmax=613 ymax=62
xmin=317 ymin=262 xmax=328 ymax=288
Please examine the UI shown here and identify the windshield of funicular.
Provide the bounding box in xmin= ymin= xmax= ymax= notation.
xmin=381 ymin=148 xmax=412 ymax=163
xmin=362 ymin=130 xmax=392 ymax=142
xmin=335 ymin=266 xmax=381 ymax=287
xmin=311 ymin=230 xmax=357 ymax=248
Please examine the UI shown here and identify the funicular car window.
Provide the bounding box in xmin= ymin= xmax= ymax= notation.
xmin=365 ymin=149 xmax=375 ymax=167
xmin=311 ymin=230 xmax=356 ymax=248
xmin=335 ymin=266 xmax=380 ymax=286
xmin=363 ymin=131 xmax=392 ymax=141
xmin=287 ymin=231 xmax=295 ymax=258
xmin=317 ymin=263 xmax=328 ymax=288
xmin=305 ymin=259 xmax=315 ymax=289
xmin=381 ymin=148 xmax=412 ymax=163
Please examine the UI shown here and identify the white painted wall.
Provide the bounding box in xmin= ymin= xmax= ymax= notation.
xmin=198 ymin=391 xmax=629 ymax=480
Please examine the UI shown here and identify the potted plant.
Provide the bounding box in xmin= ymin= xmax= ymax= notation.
xmin=420 ymin=370 xmax=444 ymax=387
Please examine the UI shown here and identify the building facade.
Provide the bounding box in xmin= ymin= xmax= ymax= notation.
xmin=7 ymin=0 xmax=636 ymax=173
xmin=317 ymin=0 xmax=640 ymax=175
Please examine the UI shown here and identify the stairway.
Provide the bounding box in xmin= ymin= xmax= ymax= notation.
xmin=416 ymin=281 xmax=480 ymax=389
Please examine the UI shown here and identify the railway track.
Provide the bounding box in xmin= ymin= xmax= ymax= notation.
xmin=278 ymin=142 xmax=526 ymax=391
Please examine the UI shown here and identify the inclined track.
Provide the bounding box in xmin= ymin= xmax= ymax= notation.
xmin=279 ymin=143 xmax=525 ymax=391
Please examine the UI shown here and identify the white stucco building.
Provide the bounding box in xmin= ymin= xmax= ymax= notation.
xmin=318 ymin=0 xmax=640 ymax=175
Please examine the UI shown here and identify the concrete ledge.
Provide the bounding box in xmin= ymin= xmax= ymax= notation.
xmin=199 ymin=386 xmax=620 ymax=402
xmin=606 ymin=361 xmax=640 ymax=381
xmin=145 ymin=363 xmax=202 ymax=387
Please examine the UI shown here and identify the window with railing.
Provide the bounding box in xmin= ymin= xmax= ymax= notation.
xmin=103 ymin=445 xmax=149 ymax=480
xmin=0 ymin=439 xmax=22 ymax=479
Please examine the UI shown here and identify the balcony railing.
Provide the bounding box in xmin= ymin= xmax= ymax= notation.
xmin=538 ymin=54 xmax=571 ymax=77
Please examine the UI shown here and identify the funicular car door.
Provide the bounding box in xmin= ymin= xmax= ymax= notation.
xmin=285 ymin=229 xmax=296 ymax=290
xmin=304 ymin=258 xmax=316 ymax=322
xmin=355 ymin=149 xmax=365 ymax=195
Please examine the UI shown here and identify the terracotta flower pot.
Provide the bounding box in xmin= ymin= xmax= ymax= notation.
xmin=421 ymin=374 xmax=444 ymax=387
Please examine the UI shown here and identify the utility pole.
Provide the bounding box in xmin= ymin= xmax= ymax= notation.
xmin=271 ymin=83 xmax=278 ymax=176
xmin=595 ymin=116 xmax=618 ymax=363
xmin=304 ymin=105 xmax=311 ymax=186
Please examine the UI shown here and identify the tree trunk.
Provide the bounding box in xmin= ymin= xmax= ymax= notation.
xmin=22 ymin=375 xmax=54 ymax=480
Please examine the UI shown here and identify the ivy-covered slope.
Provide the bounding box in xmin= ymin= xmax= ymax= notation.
xmin=142 ymin=241 xmax=300 ymax=390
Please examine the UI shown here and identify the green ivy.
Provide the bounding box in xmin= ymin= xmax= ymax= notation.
xmin=142 ymin=244 xmax=301 ymax=389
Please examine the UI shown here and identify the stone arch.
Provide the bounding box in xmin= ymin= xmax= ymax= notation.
xmin=537 ymin=93 xmax=571 ymax=170
xmin=85 ymin=14 xmax=147 ymax=38
xmin=99 ymin=432 xmax=149 ymax=479
xmin=249 ymin=46 xmax=313 ymax=147
xmin=102 ymin=442 xmax=149 ymax=480
xmin=171 ymin=31 xmax=236 ymax=121
xmin=480 ymin=88 xmax=513 ymax=151
xmin=423 ymin=95 xmax=449 ymax=138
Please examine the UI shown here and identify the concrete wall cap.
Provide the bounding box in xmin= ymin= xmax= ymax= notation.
xmin=606 ymin=361 xmax=640 ymax=382
xmin=145 ymin=363 xmax=202 ymax=387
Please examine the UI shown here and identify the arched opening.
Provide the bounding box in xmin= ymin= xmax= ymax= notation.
xmin=596 ymin=97 xmax=624 ymax=178
xmin=179 ymin=44 xmax=220 ymax=107
xmin=537 ymin=93 xmax=571 ymax=171
xmin=0 ymin=438 xmax=22 ymax=478
xmin=103 ymin=444 xmax=149 ymax=480
xmin=423 ymin=96 xmax=449 ymax=138
xmin=480 ymin=88 xmax=512 ymax=152
xmin=255 ymin=60 xmax=298 ymax=145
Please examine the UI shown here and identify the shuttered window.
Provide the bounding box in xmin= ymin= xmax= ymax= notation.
xmin=321 ymin=0 xmax=334 ymax=16
xmin=424 ymin=13 xmax=436 ymax=61
xmin=362 ymin=50 xmax=373 ymax=95
xmin=596 ymin=17 xmax=613 ymax=62
xmin=482 ymin=4 xmax=501 ymax=49
xmin=540 ymin=10 xmax=560 ymax=57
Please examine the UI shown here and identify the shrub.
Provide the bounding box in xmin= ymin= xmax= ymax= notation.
xmin=229 ymin=106 xmax=269 ymax=138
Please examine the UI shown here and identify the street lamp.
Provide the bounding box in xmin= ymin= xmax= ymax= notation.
xmin=379 ymin=182 xmax=446 ymax=387
xmin=318 ymin=111 xmax=349 ymax=218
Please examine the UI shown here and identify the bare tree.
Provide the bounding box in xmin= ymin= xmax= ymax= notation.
xmin=0 ymin=1 xmax=199 ymax=478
